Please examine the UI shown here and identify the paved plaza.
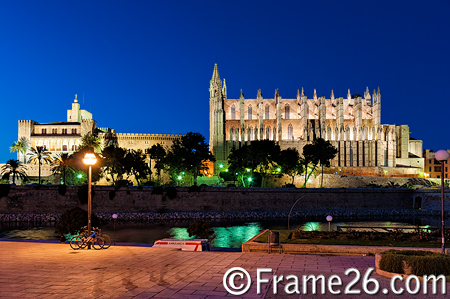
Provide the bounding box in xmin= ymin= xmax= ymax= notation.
xmin=0 ymin=240 xmax=448 ymax=298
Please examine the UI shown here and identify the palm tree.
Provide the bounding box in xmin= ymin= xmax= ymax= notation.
xmin=1 ymin=159 xmax=28 ymax=185
xmin=10 ymin=137 xmax=29 ymax=163
xmin=52 ymin=153 xmax=74 ymax=185
xmin=79 ymin=132 xmax=103 ymax=153
xmin=28 ymin=146 xmax=53 ymax=184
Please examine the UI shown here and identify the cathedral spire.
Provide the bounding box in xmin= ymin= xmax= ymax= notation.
xmin=347 ymin=89 xmax=351 ymax=99
xmin=211 ymin=63 xmax=220 ymax=83
xmin=377 ymin=86 xmax=381 ymax=96
xmin=297 ymin=89 xmax=300 ymax=98
xmin=313 ymin=89 xmax=317 ymax=99
xmin=301 ymin=87 xmax=305 ymax=97
xmin=240 ymin=89 xmax=244 ymax=98
xmin=331 ymin=90 xmax=334 ymax=99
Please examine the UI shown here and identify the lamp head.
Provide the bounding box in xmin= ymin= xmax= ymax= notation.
xmin=436 ymin=150 xmax=450 ymax=162
xmin=83 ymin=153 xmax=97 ymax=165
xmin=112 ymin=213 xmax=118 ymax=219
xmin=326 ymin=215 xmax=333 ymax=222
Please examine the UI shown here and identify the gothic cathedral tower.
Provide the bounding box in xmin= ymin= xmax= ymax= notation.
xmin=209 ymin=64 xmax=227 ymax=173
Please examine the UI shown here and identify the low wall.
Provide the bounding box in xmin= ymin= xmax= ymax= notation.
xmin=2 ymin=185 xmax=447 ymax=215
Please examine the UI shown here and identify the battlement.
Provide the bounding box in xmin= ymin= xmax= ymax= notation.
xmin=116 ymin=133 xmax=182 ymax=138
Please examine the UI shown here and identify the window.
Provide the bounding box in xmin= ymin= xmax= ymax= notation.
xmin=285 ymin=105 xmax=290 ymax=120
xmin=288 ymin=124 xmax=293 ymax=141
xmin=265 ymin=105 xmax=269 ymax=120
xmin=250 ymin=127 xmax=254 ymax=141
xmin=72 ymin=129 xmax=77 ymax=134
xmin=72 ymin=145 xmax=77 ymax=151
xmin=62 ymin=145 xmax=67 ymax=151
xmin=42 ymin=129 xmax=47 ymax=134
xmin=429 ymin=167 xmax=431 ymax=172
xmin=231 ymin=105 xmax=236 ymax=120
xmin=52 ymin=128 xmax=57 ymax=134
xmin=232 ymin=127 xmax=236 ymax=141
xmin=62 ymin=129 xmax=67 ymax=134
xmin=248 ymin=105 xmax=252 ymax=120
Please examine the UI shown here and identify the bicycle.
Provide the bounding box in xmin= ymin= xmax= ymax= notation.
xmin=93 ymin=227 xmax=112 ymax=249
xmin=70 ymin=228 xmax=105 ymax=250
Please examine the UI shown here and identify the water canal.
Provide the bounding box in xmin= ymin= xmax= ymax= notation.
xmin=1 ymin=217 xmax=447 ymax=249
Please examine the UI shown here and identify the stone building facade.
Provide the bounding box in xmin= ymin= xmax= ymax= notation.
xmin=17 ymin=95 xmax=181 ymax=175
xmin=210 ymin=64 xmax=424 ymax=176
xmin=423 ymin=149 xmax=449 ymax=179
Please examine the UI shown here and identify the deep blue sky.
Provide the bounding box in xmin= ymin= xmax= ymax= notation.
xmin=1 ymin=1 xmax=449 ymax=163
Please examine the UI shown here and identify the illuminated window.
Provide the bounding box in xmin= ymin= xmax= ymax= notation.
xmin=42 ymin=129 xmax=47 ymax=134
xmin=52 ymin=128 xmax=57 ymax=134
xmin=248 ymin=105 xmax=252 ymax=120
xmin=62 ymin=129 xmax=67 ymax=134
xmin=72 ymin=129 xmax=77 ymax=134
xmin=285 ymin=105 xmax=290 ymax=120
xmin=231 ymin=105 xmax=235 ymax=120
xmin=63 ymin=145 xmax=67 ymax=151
xmin=72 ymin=145 xmax=77 ymax=151
xmin=288 ymin=124 xmax=293 ymax=141
xmin=265 ymin=105 xmax=269 ymax=119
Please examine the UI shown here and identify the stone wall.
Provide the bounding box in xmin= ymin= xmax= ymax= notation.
xmin=0 ymin=185 xmax=425 ymax=214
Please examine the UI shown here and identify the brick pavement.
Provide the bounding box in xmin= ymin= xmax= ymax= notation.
xmin=0 ymin=241 xmax=448 ymax=298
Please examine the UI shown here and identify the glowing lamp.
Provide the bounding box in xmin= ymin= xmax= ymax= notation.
xmin=112 ymin=213 xmax=118 ymax=219
xmin=83 ymin=153 xmax=97 ymax=165
xmin=178 ymin=176 xmax=182 ymax=180
xmin=219 ymin=164 xmax=223 ymax=168
xmin=436 ymin=150 xmax=450 ymax=162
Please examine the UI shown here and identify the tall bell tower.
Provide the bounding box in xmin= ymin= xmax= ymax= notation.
xmin=209 ymin=63 xmax=226 ymax=173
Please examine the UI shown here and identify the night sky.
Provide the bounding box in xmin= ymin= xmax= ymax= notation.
xmin=1 ymin=1 xmax=449 ymax=163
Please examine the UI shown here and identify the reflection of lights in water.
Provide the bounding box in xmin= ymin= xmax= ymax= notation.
xmin=302 ymin=222 xmax=320 ymax=231
xmin=168 ymin=223 xmax=262 ymax=248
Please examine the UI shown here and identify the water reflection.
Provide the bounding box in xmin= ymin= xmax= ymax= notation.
xmin=0 ymin=217 xmax=448 ymax=248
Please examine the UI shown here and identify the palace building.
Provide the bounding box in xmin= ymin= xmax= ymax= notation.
xmin=18 ymin=95 xmax=181 ymax=164
xmin=209 ymin=64 xmax=424 ymax=177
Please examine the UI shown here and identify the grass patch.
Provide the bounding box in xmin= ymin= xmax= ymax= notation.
xmin=254 ymin=230 xmax=450 ymax=248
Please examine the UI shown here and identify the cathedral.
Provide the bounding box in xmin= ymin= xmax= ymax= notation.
xmin=209 ymin=64 xmax=424 ymax=177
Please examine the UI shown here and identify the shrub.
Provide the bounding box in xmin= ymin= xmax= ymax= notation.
xmin=55 ymin=207 xmax=101 ymax=235
xmin=58 ymin=184 xmax=67 ymax=196
xmin=165 ymin=186 xmax=178 ymax=199
xmin=188 ymin=185 xmax=201 ymax=193
xmin=187 ymin=220 xmax=214 ymax=239
xmin=77 ymin=184 xmax=95 ymax=204
xmin=379 ymin=250 xmax=450 ymax=276
xmin=0 ymin=184 xmax=11 ymax=198
xmin=151 ymin=186 xmax=164 ymax=195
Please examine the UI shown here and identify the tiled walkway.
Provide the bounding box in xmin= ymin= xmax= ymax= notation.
xmin=0 ymin=241 xmax=448 ymax=298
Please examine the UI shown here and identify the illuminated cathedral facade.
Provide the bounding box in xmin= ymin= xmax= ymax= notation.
xmin=209 ymin=64 xmax=424 ymax=177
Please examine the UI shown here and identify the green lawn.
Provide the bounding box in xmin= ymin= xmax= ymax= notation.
xmin=255 ymin=230 xmax=448 ymax=248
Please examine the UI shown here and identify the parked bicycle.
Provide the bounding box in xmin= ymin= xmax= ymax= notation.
xmin=70 ymin=226 xmax=105 ymax=250
xmin=95 ymin=227 xmax=112 ymax=249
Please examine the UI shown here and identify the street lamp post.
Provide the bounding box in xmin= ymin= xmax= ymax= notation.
xmin=326 ymin=215 xmax=333 ymax=232
xmin=83 ymin=153 xmax=97 ymax=249
xmin=112 ymin=213 xmax=118 ymax=246
xmin=436 ymin=150 xmax=449 ymax=254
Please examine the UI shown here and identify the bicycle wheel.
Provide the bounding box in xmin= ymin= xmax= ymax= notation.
xmin=70 ymin=235 xmax=83 ymax=250
xmin=101 ymin=234 xmax=112 ymax=249
xmin=92 ymin=236 xmax=105 ymax=250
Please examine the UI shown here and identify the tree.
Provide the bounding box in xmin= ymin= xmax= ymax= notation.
xmin=101 ymin=145 xmax=127 ymax=185
xmin=314 ymin=138 xmax=338 ymax=188
xmin=123 ymin=149 xmax=149 ymax=186
xmin=9 ymin=137 xmax=29 ymax=163
xmin=278 ymin=148 xmax=303 ymax=185
xmin=164 ymin=132 xmax=215 ymax=185
xmin=1 ymin=159 xmax=27 ymax=185
xmin=301 ymin=138 xmax=337 ymax=188
xmin=148 ymin=143 xmax=166 ymax=185
xmin=28 ymin=146 xmax=53 ymax=184
xmin=227 ymin=140 xmax=281 ymax=187
xmin=52 ymin=153 xmax=75 ymax=185
xmin=78 ymin=132 xmax=103 ymax=153
xmin=248 ymin=140 xmax=281 ymax=187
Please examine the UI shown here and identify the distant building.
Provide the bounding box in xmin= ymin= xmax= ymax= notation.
xmin=209 ymin=63 xmax=424 ymax=177
xmin=423 ymin=149 xmax=449 ymax=179
xmin=17 ymin=94 xmax=181 ymax=163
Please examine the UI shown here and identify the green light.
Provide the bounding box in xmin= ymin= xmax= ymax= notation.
xmin=219 ymin=164 xmax=223 ymax=168
xmin=246 ymin=168 xmax=250 ymax=172
xmin=178 ymin=176 xmax=182 ymax=180
xmin=77 ymin=174 xmax=82 ymax=179
xmin=182 ymin=172 xmax=185 ymax=175
xmin=225 ymin=169 xmax=229 ymax=172
xmin=248 ymin=177 xmax=252 ymax=182
xmin=277 ymin=168 xmax=281 ymax=172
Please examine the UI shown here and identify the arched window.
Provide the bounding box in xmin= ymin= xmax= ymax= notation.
xmin=265 ymin=105 xmax=269 ymax=120
xmin=231 ymin=105 xmax=236 ymax=120
xmin=248 ymin=105 xmax=252 ymax=120
xmin=250 ymin=126 xmax=254 ymax=140
xmin=285 ymin=105 xmax=290 ymax=120
xmin=232 ymin=127 xmax=236 ymax=141
xmin=267 ymin=126 xmax=271 ymax=140
xmin=288 ymin=124 xmax=293 ymax=141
